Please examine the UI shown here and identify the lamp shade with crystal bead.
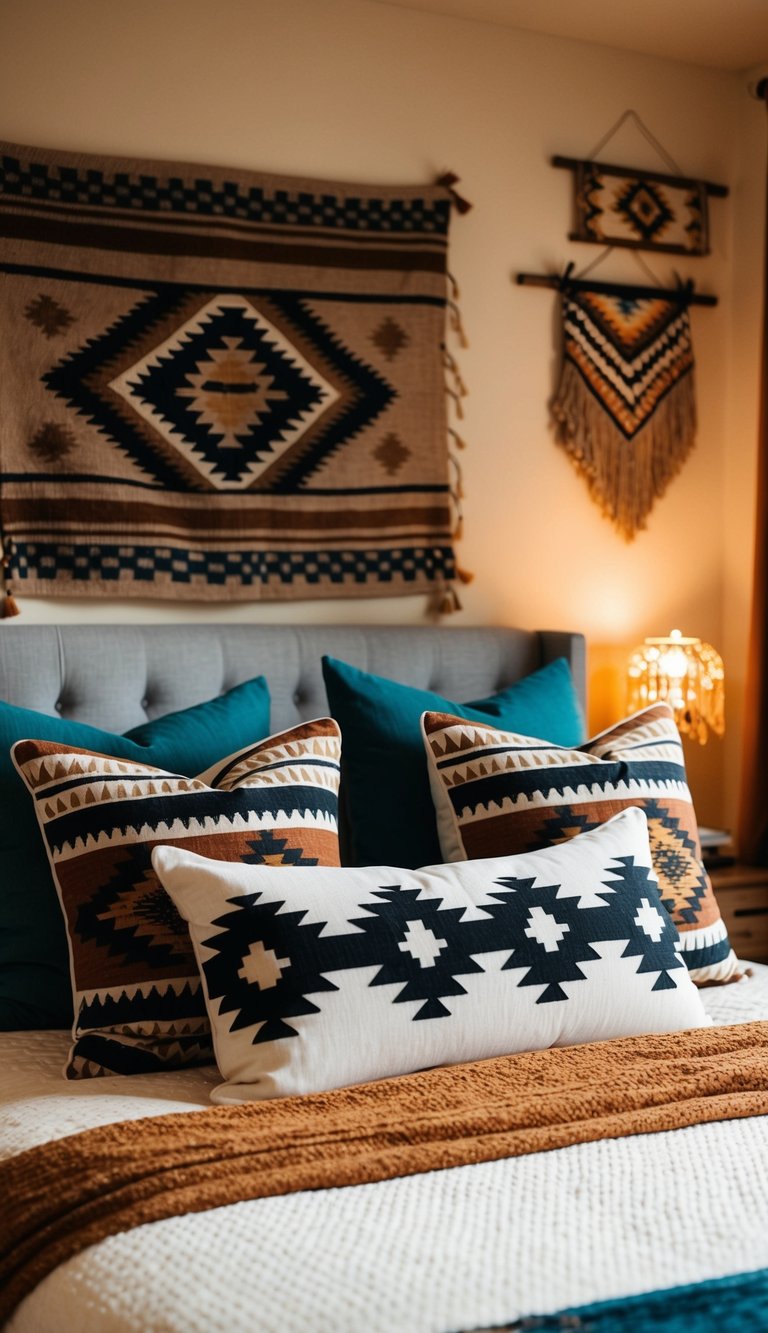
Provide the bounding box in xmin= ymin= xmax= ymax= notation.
xmin=626 ymin=629 xmax=724 ymax=744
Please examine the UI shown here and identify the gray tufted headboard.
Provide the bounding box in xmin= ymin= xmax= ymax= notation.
xmin=0 ymin=623 xmax=586 ymax=732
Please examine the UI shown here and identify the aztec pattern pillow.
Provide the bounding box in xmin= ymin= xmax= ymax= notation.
xmin=152 ymin=807 xmax=710 ymax=1102
xmin=322 ymin=654 xmax=585 ymax=867
xmin=422 ymin=703 xmax=739 ymax=985
xmin=12 ymin=719 xmax=341 ymax=1078
xmin=0 ymin=675 xmax=271 ymax=1031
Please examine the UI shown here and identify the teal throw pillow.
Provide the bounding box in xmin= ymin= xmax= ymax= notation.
xmin=0 ymin=675 xmax=271 ymax=1030
xmin=321 ymin=655 xmax=584 ymax=869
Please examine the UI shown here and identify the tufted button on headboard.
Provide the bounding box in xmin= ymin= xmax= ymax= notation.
xmin=0 ymin=624 xmax=586 ymax=734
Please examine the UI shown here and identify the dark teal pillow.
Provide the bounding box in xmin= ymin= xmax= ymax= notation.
xmin=322 ymin=656 xmax=585 ymax=869
xmin=0 ymin=676 xmax=271 ymax=1031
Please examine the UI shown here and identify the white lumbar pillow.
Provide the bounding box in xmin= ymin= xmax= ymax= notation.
xmin=152 ymin=807 xmax=711 ymax=1103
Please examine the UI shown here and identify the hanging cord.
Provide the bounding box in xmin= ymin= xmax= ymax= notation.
xmin=631 ymin=249 xmax=666 ymax=287
xmin=572 ymin=245 xmax=614 ymax=283
xmin=568 ymin=242 xmax=672 ymax=295
xmin=585 ymin=108 xmax=686 ymax=175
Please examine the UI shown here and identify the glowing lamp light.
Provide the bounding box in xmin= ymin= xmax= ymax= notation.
xmin=626 ymin=629 xmax=724 ymax=744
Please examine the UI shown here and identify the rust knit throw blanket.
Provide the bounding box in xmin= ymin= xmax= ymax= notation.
xmin=0 ymin=141 xmax=460 ymax=606
xmin=2 ymin=1022 xmax=768 ymax=1323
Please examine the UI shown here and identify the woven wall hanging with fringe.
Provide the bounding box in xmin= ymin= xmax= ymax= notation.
xmin=550 ymin=283 xmax=697 ymax=540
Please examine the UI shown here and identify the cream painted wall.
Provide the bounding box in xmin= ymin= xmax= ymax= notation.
xmin=0 ymin=0 xmax=764 ymax=827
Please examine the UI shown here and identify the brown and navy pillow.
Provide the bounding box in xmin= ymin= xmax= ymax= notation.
xmin=12 ymin=719 xmax=341 ymax=1077
xmin=421 ymin=703 xmax=739 ymax=985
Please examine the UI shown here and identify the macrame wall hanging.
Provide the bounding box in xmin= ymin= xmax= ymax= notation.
xmin=517 ymin=111 xmax=727 ymax=540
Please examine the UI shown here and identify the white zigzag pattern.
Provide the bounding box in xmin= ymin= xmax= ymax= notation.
xmin=52 ymin=806 xmax=338 ymax=862
xmin=456 ymin=778 xmax=691 ymax=823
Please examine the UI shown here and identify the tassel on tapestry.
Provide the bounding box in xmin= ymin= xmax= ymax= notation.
xmin=0 ymin=531 xmax=20 ymax=618
xmin=550 ymin=286 xmax=697 ymax=540
xmin=0 ymin=142 xmax=470 ymax=610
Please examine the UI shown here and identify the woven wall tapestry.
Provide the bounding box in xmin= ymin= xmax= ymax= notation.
xmin=569 ymin=161 xmax=711 ymax=256
xmin=0 ymin=141 xmax=466 ymax=607
xmin=550 ymin=286 xmax=696 ymax=540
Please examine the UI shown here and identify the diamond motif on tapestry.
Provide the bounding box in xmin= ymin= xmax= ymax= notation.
xmin=43 ymin=288 xmax=397 ymax=494
xmin=374 ymin=432 xmax=411 ymax=476
xmin=25 ymin=293 xmax=75 ymax=338
xmin=28 ymin=421 xmax=77 ymax=464
xmin=108 ymin=295 xmax=340 ymax=490
xmin=613 ymin=179 xmax=674 ymax=242
xmin=371 ymin=316 xmax=409 ymax=361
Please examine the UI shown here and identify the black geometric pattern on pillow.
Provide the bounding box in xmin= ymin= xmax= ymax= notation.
xmin=242 ymin=830 xmax=322 ymax=867
xmin=201 ymin=853 xmax=683 ymax=1043
xmin=77 ymin=844 xmax=190 ymax=971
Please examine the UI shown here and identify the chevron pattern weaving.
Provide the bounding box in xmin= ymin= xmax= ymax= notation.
xmin=551 ymin=290 xmax=696 ymax=539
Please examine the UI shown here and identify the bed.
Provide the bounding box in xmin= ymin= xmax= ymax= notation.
xmin=1 ymin=622 xmax=767 ymax=1333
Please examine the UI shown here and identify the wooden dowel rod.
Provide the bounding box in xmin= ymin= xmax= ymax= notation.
xmin=515 ymin=272 xmax=718 ymax=307
xmin=551 ymin=154 xmax=729 ymax=198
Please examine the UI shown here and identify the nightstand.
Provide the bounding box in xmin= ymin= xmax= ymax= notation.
xmin=709 ymin=863 xmax=768 ymax=964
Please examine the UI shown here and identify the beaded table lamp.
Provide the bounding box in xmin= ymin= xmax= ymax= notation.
xmin=626 ymin=629 xmax=725 ymax=743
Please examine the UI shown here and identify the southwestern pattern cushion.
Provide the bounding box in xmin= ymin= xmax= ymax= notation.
xmin=422 ymin=703 xmax=738 ymax=984
xmin=152 ymin=808 xmax=710 ymax=1102
xmin=322 ymin=654 xmax=585 ymax=867
xmin=0 ymin=675 xmax=271 ymax=1031
xmin=12 ymin=719 xmax=341 ymax=1077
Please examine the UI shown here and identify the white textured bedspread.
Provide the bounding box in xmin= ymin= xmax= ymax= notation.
xmin=3 ymin=966 xmax=768 ymax=1333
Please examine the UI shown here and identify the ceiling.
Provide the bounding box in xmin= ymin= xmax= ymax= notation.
xmin=372 ymin=0 xmax=768 ymax=71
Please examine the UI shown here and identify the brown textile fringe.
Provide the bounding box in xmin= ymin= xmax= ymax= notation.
xmin=449 ymin=301 xmax=470 ymax=348
xmin=438 ymin=583 xmax=463 ymax=613
xmin=1 ymin=1023 xmax=767 ymax=1323
xmin=440 ymin=226 xmax=470 ymax=610
xmin=1 ymin=543 xmax=20 ymax=617
xmin=551 ymin=361 xmax=697 ymax=540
